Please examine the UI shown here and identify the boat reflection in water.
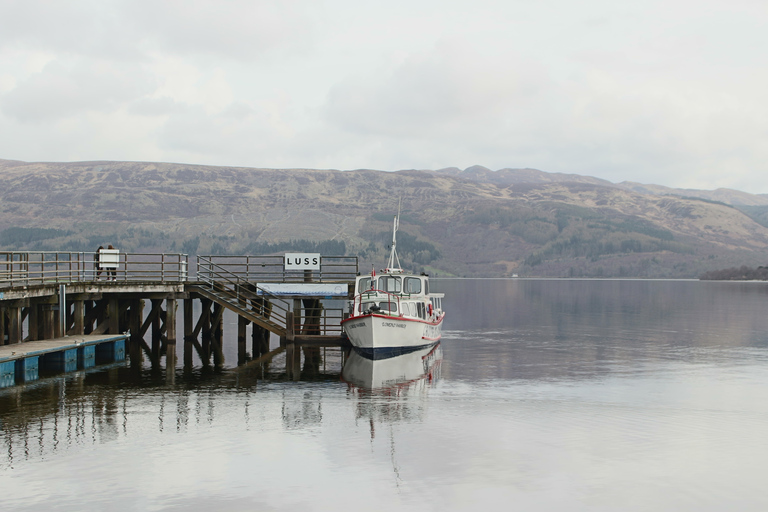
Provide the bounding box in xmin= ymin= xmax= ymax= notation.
xmin=342 ymin=343 xmax=443 ymax=427
xmin=343 ymin=343 xmax=442 ymax=391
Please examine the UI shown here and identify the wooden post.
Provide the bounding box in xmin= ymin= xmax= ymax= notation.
xmin=183 ymin=298 xmax=194 ymax=370
xmin=73 ymin=299 xmax=84 ymax=335
xmin=238 ymin=315 xmax=248 ymax=365
xmin=85 ymin=300 xmax=94 ymax=334
xmin=293 ymin=298 xmax=302 ymax=336
xmin=166 ymin=297 xmax=177 ymax=369
xmin=251 ymin=298 xmax=272 ymax=357
xmin=151 ymin=299 xmax=162 ymax=353
xmin=109 ymin=298 xmax=119 ymax=334
xmin=42 ymin=304 xmax=55 ymax=340
xmin=130 ymin=299 xmax=143 ymax=353
xmin=28 ymin=303 xmax=39 ymax=341
xmin=0 ymin=307 xmax=5 ymax=345
xmin=53 ymin=302 xmax=61 ymax=339
xmin=212 ymin=303 xmax=223 ymax=367
xmin=9 ymin=306 xmax=22 ymax=344
xmin=201 ymin=299 xmax=212 ymax=365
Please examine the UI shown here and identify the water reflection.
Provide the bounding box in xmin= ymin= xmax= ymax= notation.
xmin=342 ymin=344 xmax=442 ymax=429
xmin=4 ymin=280 xmax=768 ymax=511
xmin=342 ymin=344 xmax=442 ymax=392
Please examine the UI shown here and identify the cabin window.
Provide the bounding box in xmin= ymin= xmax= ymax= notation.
xmin=358 ymin=277 xmax=372 ymax=292
xmin=378 ymin=302 xmax=398 ymax=312
xmin=404 ymin=277 xmax=422 ymax=294
xmin=401 ymin=302 xmax=412 ymax=316
xmin=378 ymin=276 xmax=401 ymax=293
xmin=417 ymin=302 xmax=425 ymax=319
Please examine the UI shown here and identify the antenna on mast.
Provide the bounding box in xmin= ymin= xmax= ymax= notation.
xmin=386 ymin=199 xmax=402 ymax=271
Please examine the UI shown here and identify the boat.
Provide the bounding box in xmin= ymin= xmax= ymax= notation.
xmin=341 ymin=204 xmax=445 ymax=359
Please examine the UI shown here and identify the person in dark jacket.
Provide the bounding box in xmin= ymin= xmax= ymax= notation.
xmin=107 ymin=244 xmax=117 ymax=281
xmin=95 ymin=245 xmax=104 ymax=280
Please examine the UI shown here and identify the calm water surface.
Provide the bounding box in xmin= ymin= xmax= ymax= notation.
xmin=2 ymin=279 xmax=768 ymax=511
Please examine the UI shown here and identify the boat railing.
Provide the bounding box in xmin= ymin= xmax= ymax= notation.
xmin=352 ymin=289 xmax=401 ymax=317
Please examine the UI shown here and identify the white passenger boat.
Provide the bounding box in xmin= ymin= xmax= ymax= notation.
xmin=341 ymin=207 xmax=445 ymax=359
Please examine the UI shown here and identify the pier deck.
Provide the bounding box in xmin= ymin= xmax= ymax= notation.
xmin=2 ymin=251 xmax=358 ymax=384
xmin=0 ymin=334 xmax=128 ymax=363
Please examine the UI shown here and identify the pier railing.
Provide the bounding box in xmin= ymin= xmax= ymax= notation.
xmin=196 ymin=255 xmax=358 ymax=284
xmin=0 ymin=251 xmax=189 ymax=289
xmin=195 ymin=257 xmax=290 ymax=332
xmin=0 ymin=252 xmax=358 ymax=290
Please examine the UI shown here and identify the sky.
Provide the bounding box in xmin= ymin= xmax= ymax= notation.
xmin=1 ymin=0 xmax=767 ymax=192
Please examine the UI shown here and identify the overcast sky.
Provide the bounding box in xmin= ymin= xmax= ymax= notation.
xmin=1 ymin=0 xmax=767 ymax=192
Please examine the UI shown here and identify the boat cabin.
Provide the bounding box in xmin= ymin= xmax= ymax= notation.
xmin=351 ymin=273 xmax=443 ymax=321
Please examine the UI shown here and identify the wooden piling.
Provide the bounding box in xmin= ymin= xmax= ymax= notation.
xmin=73 ymin=299 xmax=84 ymax=335
xmin=9 ymin=306 xmax=23 ymax=343
xmin=166 ymin=298 xmax=176 ymax=366
xmin=183 ymin=298 xmax=194 ymax=369
xmin=28 ymin=303 xmax=39 ymax=341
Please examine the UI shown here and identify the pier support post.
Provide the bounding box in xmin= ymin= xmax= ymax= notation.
xmin=183 ymin=298 xmax=194 ymax=370
xmin=166 ymin=297 xmax=177 ymax=374
xmin=151 ymin=299 xmax=162 ymax=353
xmin=201 ymin=299 xmax=212 ymax=365
xmin=130 ymin=299 xmax=142 ymax=346
xmin=42 ymin=304 xmax=55 ymax=340
xmin=0 ymin=307 xmax=5 ymax=345
xmin=53 ymin=302 xmax=62 ymax=339
xmin=73 ymin=300 xmax=84 ymax=335
xmin=109 ymin=298 xmax=119 ymax=334
xmin=28 ymin=303 xmax=39 ymax=341
xmin=251 ymin=298 xmax=272 ymax=357
xmin=9 ymin=306 xmax=22 ymax=344
xmin=212 ymin=303 xmax=224 ymax=367
xmin=238 ymin=315 xmax=248 ymax=365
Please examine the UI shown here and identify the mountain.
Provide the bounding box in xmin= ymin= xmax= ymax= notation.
xmin=2 ymin=159 xmax=768 ymax=278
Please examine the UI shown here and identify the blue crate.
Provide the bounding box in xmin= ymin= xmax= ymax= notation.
xmin=15 ymin=356 xmax=39 ymax=383
xmin=0 ymin=361 xmax=15 ymax=388
xmin=114 ymin=339 xmax=125 ymax=361
xmin=78 ymin=345 xmax=96 ymax=368
xmin=96 ymin=339 xmax=126 ymax=363
xmin=44 ymin=348 xmax=78 ymax=373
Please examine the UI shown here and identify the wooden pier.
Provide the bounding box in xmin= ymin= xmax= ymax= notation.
xmin=0 ymin=334 xmax=128 ymax=387
xmin=0 ymin=251 xmax=357 ymax=386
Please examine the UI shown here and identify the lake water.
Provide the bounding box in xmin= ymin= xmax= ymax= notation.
xmin=2 ymin=279 xmax=768 ymax=511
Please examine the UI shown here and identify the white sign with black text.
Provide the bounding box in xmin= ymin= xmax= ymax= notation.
xmin=284 ymin=253 xmax=321 ymax=271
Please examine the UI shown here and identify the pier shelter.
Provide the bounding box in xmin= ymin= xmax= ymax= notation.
xmin=0 ymin=251 xmax=357 ymax=386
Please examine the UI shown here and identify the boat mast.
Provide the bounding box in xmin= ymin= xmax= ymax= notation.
xmin=386 ymin=200 xmax=402 ymax=271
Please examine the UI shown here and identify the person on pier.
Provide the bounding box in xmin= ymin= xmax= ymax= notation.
xmin=95 ymin=245 xmax=104 ymax=280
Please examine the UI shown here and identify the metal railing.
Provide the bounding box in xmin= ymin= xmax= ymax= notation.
xmin=0 ymin=251 xmax=189 ymax=289
xmin=0 ymin=252 xmax=357 ymax=289
xmin=194 ymin=257 xmax=290 ymax=332
xmin=196 ymin=255 xmax=358 ymax=284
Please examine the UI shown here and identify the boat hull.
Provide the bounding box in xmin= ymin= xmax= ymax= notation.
xmin=342 ymin=313 xmax=444 ymax=360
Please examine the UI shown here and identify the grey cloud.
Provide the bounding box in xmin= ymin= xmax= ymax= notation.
xmin=116 ymin=0 xmax=315 ymax=61
xmin=0 ymin=1 xmax=146 ymax=62
xmin=0 ymin=59 xmax=157 ymax=122
xmin=129 ymin=97 xmax=185 ymax=117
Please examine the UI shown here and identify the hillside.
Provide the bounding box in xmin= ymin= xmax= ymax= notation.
xmin=2 ymin=159 xmax=768 ymax=278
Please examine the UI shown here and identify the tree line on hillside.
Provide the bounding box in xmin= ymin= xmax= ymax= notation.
xmin=699 ymin=266 xmax=768 ymax=280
